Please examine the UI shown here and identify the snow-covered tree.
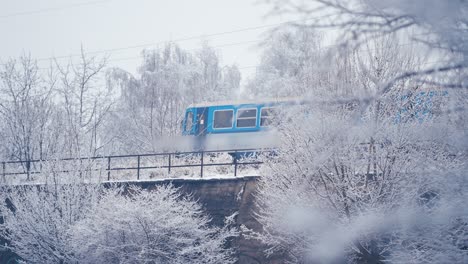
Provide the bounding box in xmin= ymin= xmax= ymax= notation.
xmin=245 ymin=27 xmax=323 ymax=98
xmin=220 ymin=65 xmax=241 ymax=100
xmin=55 ymin=48 xmax=113 ymax=157
xmin=1 ymin=164 xmax=237 ymax=263
xmin=265 ymin=0 xmax=468 ymax=94
xmin=0 ymin=56 xmax=59 ymax=179
xmin=104 ymin=43 xmax=241 ymax=154
xmin=0 ymin=161 xmax=102 ymax=263
xmin=251 ymin=99 xmax=467 ymax=263
xmin=246 ymin=7 xmax=467 ymax=261
xmin=69 ymin=185 xmax=237 ymax=264
xmin=245 ymin=26 xmax=420 ymax=104
xmin=0 ymin=50 xmax=113 ymax=164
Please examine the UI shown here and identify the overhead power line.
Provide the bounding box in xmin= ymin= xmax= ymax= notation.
xmin=31 ymin=40 xmax=261 ymax=71
xmin=107 ymin=40 xmax=260 ymax=63
xmin=0 ymin=0 xmax=111 ymax=19
xmin=94 ymin=41 xmax=442 ymax=68
xmin=7 ymin=15 xmax=336 ymax=65
xmin=0 ymin=13 xmax=337 ymax=67
xmin=0 ymin=9 xmax=449 ymax=73
xmin=32 ymin=19 xmax=310 ymax=63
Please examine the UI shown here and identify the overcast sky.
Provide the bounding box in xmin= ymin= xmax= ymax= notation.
xmin=0 ymin=0 xmax=287 ymax=80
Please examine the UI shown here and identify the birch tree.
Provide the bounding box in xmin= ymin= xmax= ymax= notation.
xmin=55 ymin=48 xmax=113 ymax=157
xmin=0 ymin=56 xmax=58 ymax=179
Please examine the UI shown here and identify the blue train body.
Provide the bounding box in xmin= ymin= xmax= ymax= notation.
xmin=395 ymin=90 xmax=448 ymax=123
xmin=181 ymin=98 xmax=299 ymax=152
xmin=182 ymin=102 xmax=275 ymax=136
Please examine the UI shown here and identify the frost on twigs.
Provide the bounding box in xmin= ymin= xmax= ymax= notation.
xmin=265 ymin=0 xmax=468 ymax=93
xmin=0 ymin=160 xmax=237 ymax=263
xmin=69 ymin=185 xmax=238 ymax=264
xmin=245 ymin=1 xmax=468 ymax=262
xmin=253 ymin=102 xmax=467 ymax=263
xmin=0 ymin=182 xmax=101 ymax=263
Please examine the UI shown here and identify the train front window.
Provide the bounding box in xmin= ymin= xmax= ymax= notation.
xmin=185 ymin=111 xmax=194 ymax=132
xmin=260 ymin=107 xmax=276 ymax=127
xmin=236 ymin=108 xmax=257 ymax=128
xmin=213 ymin=110 xmax=234 ymax=129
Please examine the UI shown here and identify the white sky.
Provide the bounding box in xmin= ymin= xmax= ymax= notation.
xmin=0 ymin=0 xmax=288 ymax=81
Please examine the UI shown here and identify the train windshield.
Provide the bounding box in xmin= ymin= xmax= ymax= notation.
xmin=185 ymin=111 xmax=194 ymax=132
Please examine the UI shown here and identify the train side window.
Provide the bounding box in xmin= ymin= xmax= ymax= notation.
xmin=236 ymin=108 xmax=257 ymax=128
xmin=213 ymin=109 xmax=234 ymax=129
xmin=185 ymin=111 xmax=194 ymax=132
xmin=260 ymin=107 xmax=276 ymax=127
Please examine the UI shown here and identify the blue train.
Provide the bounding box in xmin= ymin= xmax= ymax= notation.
xmin=181 ymin=98 xmax=301 ymax=151
xmin=179 ymin=91 xmax=446 ymax=152
xmin=395 ymin=90 xmax=449 ymax=123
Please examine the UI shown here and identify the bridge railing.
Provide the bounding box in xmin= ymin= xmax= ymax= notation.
xmin=0 ymin=149 xmax=267 ymax=183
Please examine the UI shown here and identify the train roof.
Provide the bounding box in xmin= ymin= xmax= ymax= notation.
xmin=188 ymin=97 xmax=305 ymax=108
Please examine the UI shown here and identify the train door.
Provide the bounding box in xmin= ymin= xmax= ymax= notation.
xmin=183 ymin=109 xmax=195 ymax=135
xmin=196 ymin=107 xmax=209 ymax=136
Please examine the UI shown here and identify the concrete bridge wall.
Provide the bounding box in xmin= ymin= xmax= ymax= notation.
xmin=1 ymin=176 xmax=278 ymax=264
xmin=116 ymin=176 xmax=274 ymax=264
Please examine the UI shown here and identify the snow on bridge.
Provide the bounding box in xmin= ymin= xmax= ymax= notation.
xmin=0 ymin=148 xmax=268 ymax=185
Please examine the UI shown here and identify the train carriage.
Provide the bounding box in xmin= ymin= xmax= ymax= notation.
xmin=181 ymin=98 xmax=302 ymax=152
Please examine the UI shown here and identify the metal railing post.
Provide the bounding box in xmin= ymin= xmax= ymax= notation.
xmin=200 ymin=151 xmax=204 ymax=178
xmin=26 ymin=160 xmax=31 ymax=181
xmin=0 ymin=148 xmax=264 ymax=183
xmin=2 ymin=162 xmax=5 ymax=183
xmin=137 ymin=155 xmax=140 ymax=180
xmin=234 ymin=151 xmax=238 ymax=177
xmin=79 ymin=158 xmax=83 ymax=178
xmin=107 ymin=156 xmax=111 ymax=181
xmin=168 ymin=154 xmax=171 ymax=174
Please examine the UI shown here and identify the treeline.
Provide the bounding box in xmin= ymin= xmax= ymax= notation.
xmin=0 ymin=43 xmax=241 ymax=162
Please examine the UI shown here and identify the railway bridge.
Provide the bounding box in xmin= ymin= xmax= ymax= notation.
xmin=0 ymin=149 xmax=279 ymax=264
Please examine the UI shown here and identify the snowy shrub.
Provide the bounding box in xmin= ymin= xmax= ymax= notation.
xmin=0 ymin=183 xmax=101 ymax=264
xmin=0 ymin=169 xmax=237 ymax=264
xmin=69 ymin=185 xmax=238 ymax=264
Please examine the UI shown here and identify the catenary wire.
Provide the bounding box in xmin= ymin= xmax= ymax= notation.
xmin=0 ymin=0 xmax=112 ymax=19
